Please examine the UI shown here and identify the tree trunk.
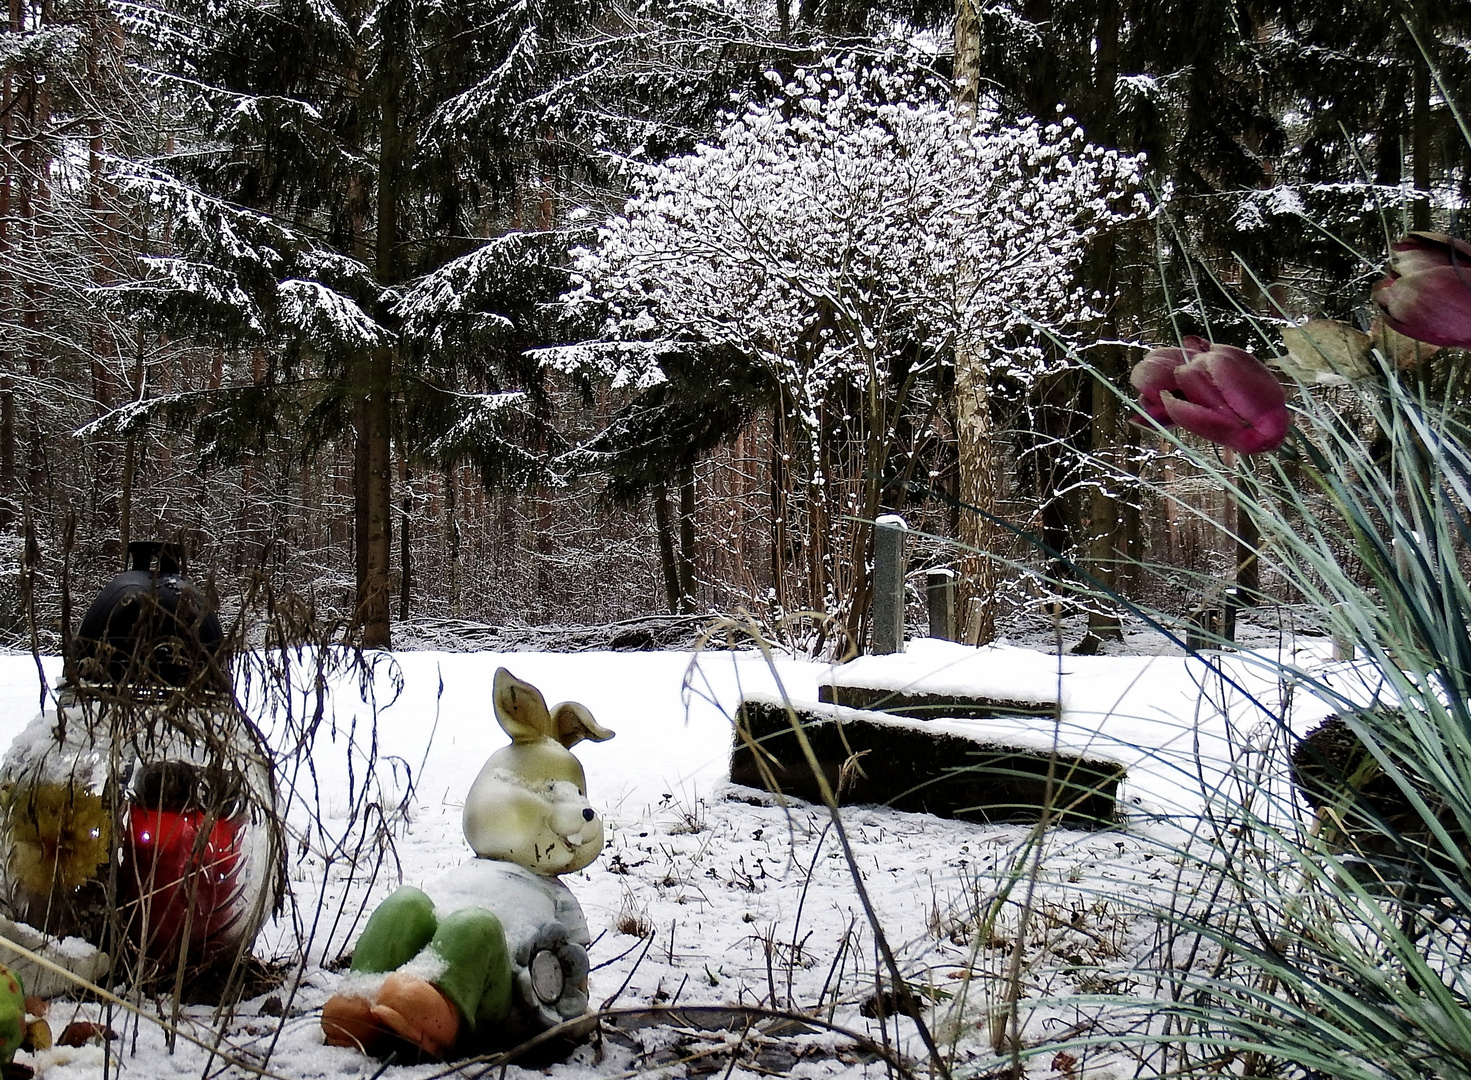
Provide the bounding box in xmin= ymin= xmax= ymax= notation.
xmin=1121 ymin=416 xmax=1142 ymax=593
xmin=87 ymin=5 xmax=119 ymax=538
xmin=0 ymin=386 xmax=12 ymax=531
xmin=356 ymin=350 xmax=393 ymax=647
xmin=118 ymin=344 xmax=146 ymax=556
xmin=445 ymin=464 xmax=461 ymax=615
xmin=354 ymin=2 xmax=403 ymax=649
xmin=654 ymin=482 xmax=680 ymax=614
xmin=1035 ymin=370 xmax=1081 ymax=591
xmin=1411 ymin=42 xmax=1432 ymax=232
xmin=237 ymin=347 xmax=266 ymax=568
xmin=808 ymin=406 xmax=832 ymax=643
xmin=677 ymin=454 xmax=697 ymax=614
xmin=1021 ymin=0 xmax=1057 ymax=120
xmin=354 ymin=389 xmax=369 ymax=598
xmin=1085 ymin=343 xmax=1122 ymax=640
xmin=953 ymin=0 xmax=979 ymax=107
xmin=1232 ymin=457 xmax=1261 ymax=606
xmin=398 ymin=453 xmax=411 ymax=622
xmin=954 ymin=365 xmax=998 ymax=645
xmin=770 ymin=405 xmax=792 ymax=616
xmin=0 ymin=8 xmax=14 ymax=533
xmin=18 ymin=0 xmax=47 ymax=507
xmin=1236 ymin=498 xmax=1260 ymax=602
xmin=119 ymin=428 xmax=135 ymax=555
xmin=952 ymin=0 xmax=1000 ymax=645
xmin=1376 ymin=69 xmax=1405 ymax=192
xmin=534 ymin=474 xmax=554 ymax=609
xmin=1085 ymin=0 xmax=1123 ymax=641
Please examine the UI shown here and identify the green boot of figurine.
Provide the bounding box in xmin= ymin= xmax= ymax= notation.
xmin=350 ymin=887 xmax=439 ymax=974
xmin=325 ymin=888 xmax=513 ymax=1057
xmin=425 ymin=908 xmax=513 ymax=1032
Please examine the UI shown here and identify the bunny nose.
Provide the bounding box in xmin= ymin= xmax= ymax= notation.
xmin=582 ymin=808 xmax=595 ymax=821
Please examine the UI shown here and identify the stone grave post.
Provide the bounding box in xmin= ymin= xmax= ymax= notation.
xmin=872 ymin=515 xmax=908 ymax=654
xmin=1331 ymin=601 xmax=1355 ymax=661
xmin=1222 ymin=586 xmax=1240 ymax=643
xmin=926 ymin=568 xmax=956 ymax=641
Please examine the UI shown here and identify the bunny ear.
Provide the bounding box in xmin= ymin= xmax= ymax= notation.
xmin=493 ymin=668 xmax=554 ymax=742
xmin=550 ymin=702 xmax=615 ymax=749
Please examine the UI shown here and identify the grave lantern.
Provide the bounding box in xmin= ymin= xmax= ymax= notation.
xmin=0 ymin=541 xmax=279 ymax=986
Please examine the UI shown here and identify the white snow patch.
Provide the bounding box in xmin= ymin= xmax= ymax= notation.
xmin=0 ymin=638 xmax=1364 ymax=1078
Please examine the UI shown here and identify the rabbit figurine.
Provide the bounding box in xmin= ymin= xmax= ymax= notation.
xmin=322 ymin=669 xmax=614 ymax=1060
xmin=462 ymin=669 xmax=613 ymax=872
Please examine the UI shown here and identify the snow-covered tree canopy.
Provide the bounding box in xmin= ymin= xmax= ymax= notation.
xmin=555 ymin=58 xmax=1151 ymax=437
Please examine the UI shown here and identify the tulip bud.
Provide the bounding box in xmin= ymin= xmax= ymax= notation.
xmin=1131 ymin=339 xmax=1290 ymax=454
xmin=1130 ymin=336 xmax=1207 ymax=423
xmin=1372 ymin=232 xmax=1471 ymax=348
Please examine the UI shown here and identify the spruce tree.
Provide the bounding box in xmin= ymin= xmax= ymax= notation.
xmin=115 ymin=0 xmax=626 ymax=644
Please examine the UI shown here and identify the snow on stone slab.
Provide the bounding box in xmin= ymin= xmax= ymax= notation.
xmin=768 ymin=636 xmax=1348 ymax=820
xmin=824 ymin=639 xmax=1060 ymax=710
xmin=739 ymin=687 xmax=1125 ymax=766
xmin=731 ymin=695 xmax=1124 ymax=828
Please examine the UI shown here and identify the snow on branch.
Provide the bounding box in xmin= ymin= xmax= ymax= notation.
xmin=416 ymin=386 xmax=550 ymax=487
xmin=128 ymin=256 xmax=264 ymax=331
xmin=74 ymin=394 xmax=185 ymax=440
xmin=114 ymin=162 xmax=378 ymax=293
xmin=391 ymin=234 xmax=530 ymax=345
xmin=422 ymin=389 xmax=532 ymax=455
xmin=423 ymin=22 xmax=541 ymax=145
xmin=291 ymin=248 xmax=380 ymax=295
xmin=113 ymin=164 xmax=293 ymax=273
xmin=113 ymin=163 xmax=388 ymax=354
xmin=0 ymin=26 xmax=83 ymax=68
xmin=276 ymin=279 xmax=391 ymax=350
xmin=563 ymin=54 xmax=1149 ymax=432
xmin=530 ymin=340 xmax=681 ymax=389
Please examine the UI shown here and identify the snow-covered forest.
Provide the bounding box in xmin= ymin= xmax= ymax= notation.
xmin=5 ymin=1 xmax=1471 ymax=1078
xmin=0 ymin=0 xmax=1467 ymax=649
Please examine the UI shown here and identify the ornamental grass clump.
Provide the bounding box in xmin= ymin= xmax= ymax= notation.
xmin=1103 ymin=233 xmax=1471 ymax=1079
xmin=1152 ymin=382 xmax=1471 ymax=1080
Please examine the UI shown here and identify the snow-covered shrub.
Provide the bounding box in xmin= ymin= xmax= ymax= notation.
xmin=556 ymin=56 xmax=1147 ymax=641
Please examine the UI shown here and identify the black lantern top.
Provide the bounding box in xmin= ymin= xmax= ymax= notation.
xmin=71 ymin=541 xmax=226 ymax=692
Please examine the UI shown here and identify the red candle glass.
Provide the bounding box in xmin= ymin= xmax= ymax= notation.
xmin=119 ymin=763 xmax=261 ymax=971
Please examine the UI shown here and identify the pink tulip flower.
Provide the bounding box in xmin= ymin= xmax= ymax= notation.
xmin=1372 ymin=233 xmax=1471 ymax=348
xmin=1130 ymin=337 xmax=1290 ymax=454
xmin=1130 ymin=335 xmax=1205 ymax=424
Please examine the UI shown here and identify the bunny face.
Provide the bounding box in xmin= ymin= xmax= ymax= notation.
xmin=462 ymin=670 xmax=614 ymax=876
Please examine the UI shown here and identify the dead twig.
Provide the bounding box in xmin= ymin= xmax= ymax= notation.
xmin=422 ymin=1003 xmax=926 ymax=1080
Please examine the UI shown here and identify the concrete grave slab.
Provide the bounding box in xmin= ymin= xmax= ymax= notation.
xmin=730 ymin=694 xmax=1125 ymax=829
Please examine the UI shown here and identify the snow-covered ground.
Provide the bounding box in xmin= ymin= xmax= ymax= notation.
xmin=0 ymin=630 xmax=1377 ymax=1078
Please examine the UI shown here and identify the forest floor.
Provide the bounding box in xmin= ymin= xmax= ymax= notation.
xmin=0 ymin=611 xmax=1357 ymax=1079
